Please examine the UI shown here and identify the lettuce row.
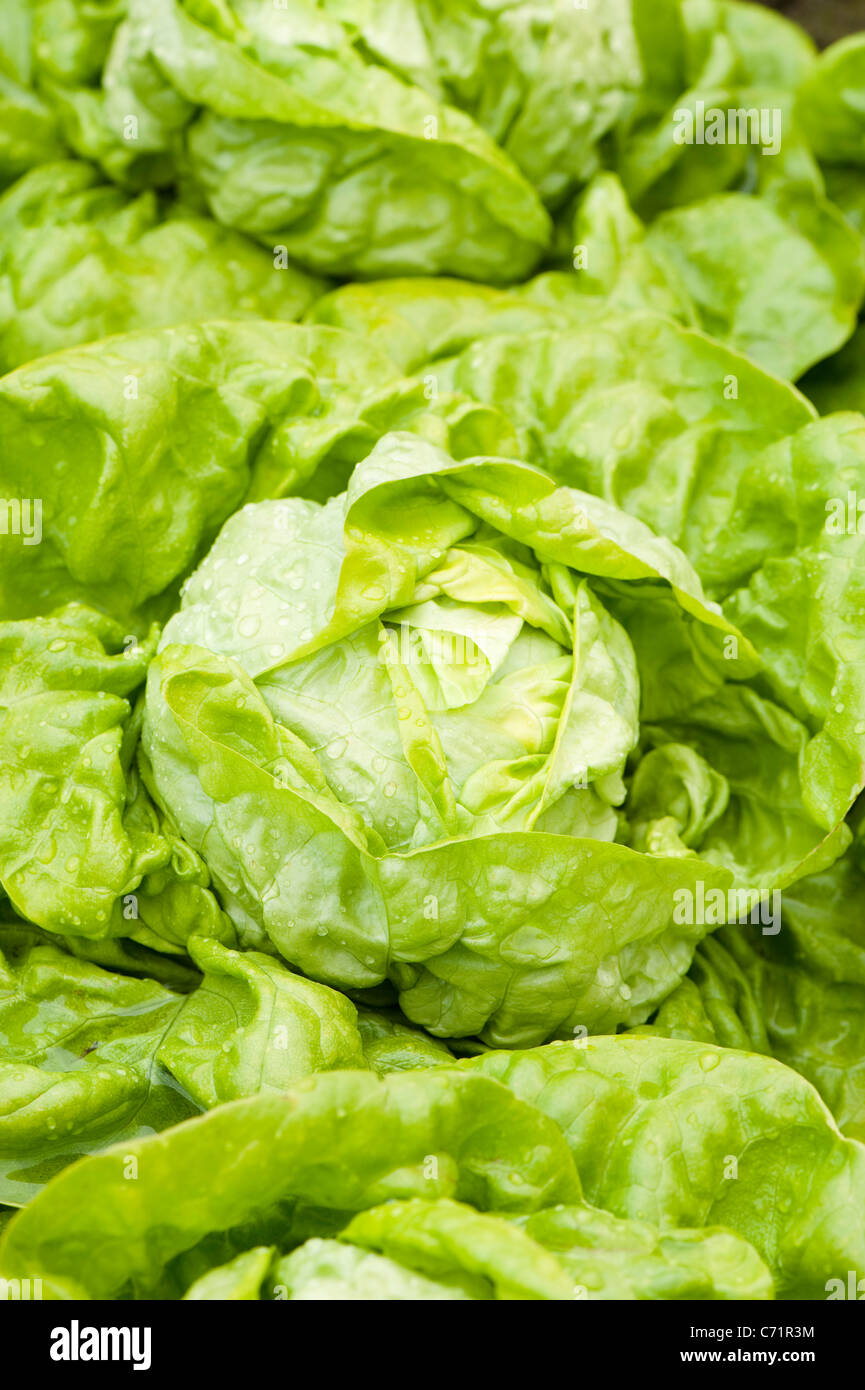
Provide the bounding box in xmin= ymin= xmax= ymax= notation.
xmin=2 ymin=1036 xmax=862 ymax=1300
xmin=2 ymin=0 xmax=865 ymax=1306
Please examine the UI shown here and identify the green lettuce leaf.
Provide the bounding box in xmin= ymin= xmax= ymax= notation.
xmin=643 ymin=186 xmax=865 ymax=380
xmin=0 ymin=604 xmax=230 ymax=945
xmin=0 ymin=321 xmax=434 ymax=624
xmin=157 ymin=936 xmax=367 ymax=1106
xmin=341 ymin=1197 xmax=573 ymax=1300
xmin=50 ymin=0 xmax=551 ymax=281
xmin=0 ymin=1067 xmax=581 ymax=1296
xmin=798 ymin=33 xmax=865 ymax=166
xmin=638 ymin=926 xmax=865 ymax=1144
xmin=515 ymin=1201 xmax=772 ymax=1301
xmin=183 ymin=1245 xmax=275 ymax=1300
xmin=271 ymin=1238 xmax=471 ymax=1301
xmin=0 ymin=160 xmax=326 ymax=372
xmin=0 ymin=922 xmax=197 ymax=1205
xmin=464 ymin=1034 xmax=865 ymax=1299
xmin=437 ymin=315 xmax=815 ymax=589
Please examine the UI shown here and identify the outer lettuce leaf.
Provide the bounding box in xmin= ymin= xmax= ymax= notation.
xmin=157 ymin=937 xmax=367 ymax=1106
xmin=0 ymin=70 xmax=66 ymax=186
xmin=798 ymin=34 xmax=865 ymax=166
xmin=306 ymin=169 xmax=865 ymax=383
xmin=0 ymin=1 xmax=69 ymax=181
xmin=0 ymin=321 xmax=434 ymax=624
xmin=464 ymin=1035 xmax=865 ymax=1299
xmin=719 ymin=1 xmax=816 ymax=88
xmin=272 ymin=1238 xmax=472 ymax=1301
xmin=52 ymin=0 xmax=551 ymax=281
xmin=783 ymin=841 xmax=865 ymax=987
xmin=0 ymin=1067 xmax=582 ymax=1296
xmin=0 ymin=161 xmax=326 ymax=372
xmin=341 ymin=1197 xmax=573 ymax=1300
xmin=25 ymin=0 xmax=127 ymax=89
xmin=438 ymin=315 xmax=815 ymax=589
xmin=183 ymin=1246 xmax=275 ymax=1301
xmin=407 ymin=0 xmax=642 ymax=208
xmin=639 ymin=685 xmax=851 ymax=881
xmin=0 ymin=605 xmax=230 ymax=945
xmin=314 ymin=0 xmax=442 ymax=97
xmin=516 ymin=1201 xmax=772 ymax=1301
xmin=628 ymin=0 xmax=815 ymax=120
xmin=722 ymin=415 xmax=865 ymax=827
xmin=0 ymin=606 xmax=158 ymax=933
xmin=616 ymin=0 xmax=816 ymax=216
xmin=306 ymin=274 xmax=591 ymax=376
xmin=564 ymin=172 xmax=696 ymax=322
xmin=644 ymin=186 xmax=865 ymax=380
xmin=562 ymin=170 xmax=863 ymax=380
xmin=354 ymin=1008 xmax=454 ymax=1075
xmin=640 ymin=833 xmax=865 ymax=1141
xmin=192 ymin=1199 xmax=773 ymax=1301
xmin=0 ymin=922 xmax=198 ymax=1205
xmin=341 ymin=1192 xmax=771 ymax=1300
xmin=302 ymin=174 xmax=696 ymax=376
xmin=638 ymin=926 xmax=865 ymax=1144
xmin=56 ymin=931 xmax=199 ymax=991
xmin=822 ymin=164 xmax=865 ymax=237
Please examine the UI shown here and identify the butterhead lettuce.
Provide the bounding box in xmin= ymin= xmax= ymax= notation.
xmin=2 ymin=0 xmax=865 ymax=1307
